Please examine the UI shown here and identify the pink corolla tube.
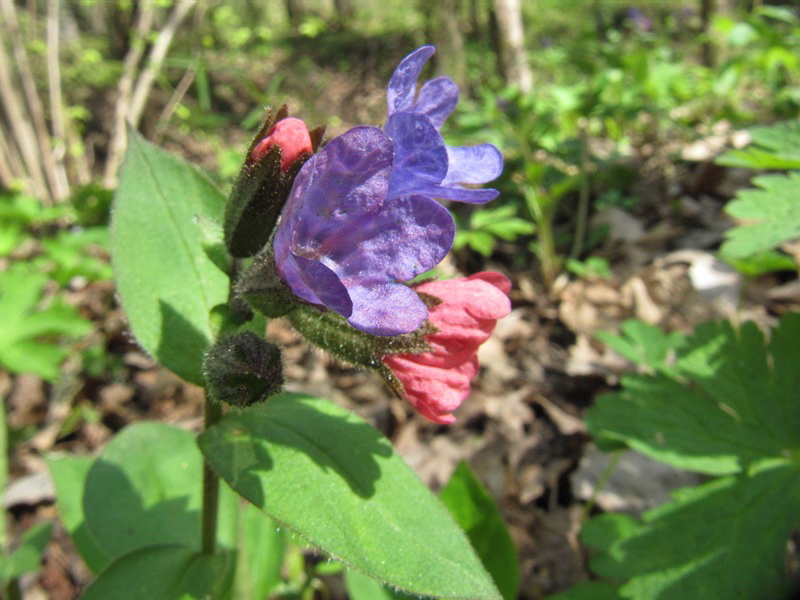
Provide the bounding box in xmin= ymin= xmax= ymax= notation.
xmin=382 ymin=271 xmax=512 ymax=424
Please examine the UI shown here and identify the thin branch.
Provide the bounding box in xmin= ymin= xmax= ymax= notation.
xmin=0 ymin=0 xmax=66 ymax=202
xmin=0 ymin=121 xmax=18 ymax=190
xmin=104 ymin=0 xmax=196 ymax=187
xmin=47 ymin=0 xmax=71 ymax=200
xmin=0 ymin=39 xmax=48 ymax=199
xmin=103 ymin=0 xmax=156 ymax=187
xmin=154 ymin=59 xmax=198 ymax=143
xmin=128 ymin=0 xmax=196 ymax=126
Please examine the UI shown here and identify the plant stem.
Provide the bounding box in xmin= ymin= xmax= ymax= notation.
xmin=580 ymin=449 xmax=622 ymax=524
xmin=201 ymin=395 xmax=222 ymax=555
xmin=525 ymin=187 xmax=558 ymax=289
xmin=0 ymin=398 xmax=20 ymax=600
xmin=4 ymin=579 xmax=22 ymax=600
xmin=569 ymin=123 xmax=591 ymax=261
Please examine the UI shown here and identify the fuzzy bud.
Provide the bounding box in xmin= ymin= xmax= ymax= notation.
xmin=204 ymin=332 xmax=283 ymax=408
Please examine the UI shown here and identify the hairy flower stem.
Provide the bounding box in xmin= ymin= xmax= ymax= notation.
xmin=201 ymin=396 xmax=222 ymax=555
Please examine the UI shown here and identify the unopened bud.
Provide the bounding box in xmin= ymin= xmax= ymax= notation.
xmin=251 ymin=117 xmax=313 ymax=172
xmin=204 ymin=332 xmax=283 ymax=407
xmin=224 ymin=106 xmax=325 ymax=258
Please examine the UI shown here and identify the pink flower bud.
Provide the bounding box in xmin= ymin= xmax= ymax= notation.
xmin=382 ymin=271 xmax=511 ymax=424
xmin=250 ymin=117 xmax=313 ymax=172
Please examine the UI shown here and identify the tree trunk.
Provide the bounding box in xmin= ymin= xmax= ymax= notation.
xmin=332 ymin=0 xmax=354 ymax=23
xmin=423 ymin=0 xmax=467 ymax=89
xmin=492 ymin=0 xmax=532 ymax=93
xmin=285 ymin=0 xmax=305 ymax=29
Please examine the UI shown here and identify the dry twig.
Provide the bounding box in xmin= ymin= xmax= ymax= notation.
xmin=46 ymin=0 xmax=72 ymax=199
xmin=104 ymin=0 xmax=196 ymax=187
xmin=0 ymin=0 xmax=68 ymax=202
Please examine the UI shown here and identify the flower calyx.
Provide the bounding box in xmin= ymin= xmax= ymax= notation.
xmin=224 ymin=105 xmax=325 ymax=258
xmin=204 ymin=331 xmax=284 ymax=408
xmin=235 ymin=244 xmax=301 ymax=319
xmin=287 ymin=302 xmax=434 ymax=371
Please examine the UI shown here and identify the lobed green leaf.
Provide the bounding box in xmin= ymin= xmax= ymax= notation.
xmin=588 ymin=315 xmax=800 ymax=474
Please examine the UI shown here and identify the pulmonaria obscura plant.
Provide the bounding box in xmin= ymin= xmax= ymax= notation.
xmin=97 ymin=45 xmax=510 ymax=599
xmin=238 ymin=44 xmax=509 ymax=421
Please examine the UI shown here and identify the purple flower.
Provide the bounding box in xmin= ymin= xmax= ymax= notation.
xmin=385 ymin=45 xmax=503 ymax=203
xmin=272 ymin=45 xmax=502 ymax=337
xmin=273 ymin=126 xmax=454 ymax=336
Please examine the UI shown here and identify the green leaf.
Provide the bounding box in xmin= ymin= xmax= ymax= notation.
xmin=111 ymin=131 xmax=229 ymax=385
xmin=723 ymin=249 xmax=798 ymax=276
xmin=439 ymin=462 xmax=520 ymax=600
xmin=579 ymin=513 xmax=639 ymax=553
xmin=39 ymin=227 xmax=112 ymax=286
xmin=717 ymin=121 xmax=800 ymax=169
xmin=82 ymin=544 xmax=225 ymax=600
xmin=199 ymin=392 xmax=501 ymax=600
xmin=228 ymin=500 xmax=285 ymax=600
xmin=547 ymin=581 xmax=623 ymax=600
xmin=83 ymin=423 xmax=202 ymax=558
xmin=566 ymin=257 xmax=611 ymax=279
xmin=47 ymin=455 xmax=112 ymax=573
xmin=587 ymin=315 xmax=800 ymax=475
xmin=0 ymin=266 xmax=91 ymax=380
xmin=720 ymin=172 xmax=800 ymax=259
xmin=345 ymin=569 xmax=418 ymax=600
xmin=596 ymin=319 xmax=686 ymax=375
xmin=586 ymin=466 xmax=800 ymax=600
xmin=0 ymin=522 xmax=53 ymax=582
xmin=59 ymin=422 xmax=283 ymax=597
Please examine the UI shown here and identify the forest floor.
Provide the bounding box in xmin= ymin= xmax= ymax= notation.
xmin=4 ymin=44 xmax=800 ymax=599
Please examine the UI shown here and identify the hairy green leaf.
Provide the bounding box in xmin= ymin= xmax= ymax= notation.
xmin=111 ymin=132 xmax=229 ymax=384
xmin=82 ymin=544 xmax=225 ymax=600
xmin=199 ymin=393 xmax=501 ymax=600
xmin=47 ymin=455 xmax=112 ymax=573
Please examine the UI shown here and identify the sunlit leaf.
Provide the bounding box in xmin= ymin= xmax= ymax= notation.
xmin=199 ymin=393 xmax=501 ymax=599
xmin=111 ymin=131 xmax=229 ymax=384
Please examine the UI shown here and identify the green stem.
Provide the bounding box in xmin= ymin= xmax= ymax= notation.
xmin=0 ymin=399 xmax=21 ymax=600
xmin=537 ymin=215 xmax=558 ymax=289
xmin=580 ymin=449 xmax=623 ymax=524
xmin=569 ymin=123 xmax=591 ymax=261
xmin=201 ymin=396 xmax=222 ymax=555
xmin=4 ymin=579 xmax=22 ymax=600
xmin=526 ymin=188 xmax=558 ymax=289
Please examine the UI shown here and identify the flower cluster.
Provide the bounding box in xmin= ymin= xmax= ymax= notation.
xmin=242 ymin=45 xmax=510 ymax=423
xmin=272 ymin=45 xmax=503 ymax=337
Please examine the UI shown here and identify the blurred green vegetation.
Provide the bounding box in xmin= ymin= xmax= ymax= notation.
xmin=1 ymin=3 xmax=800 ymax=598
xmin=0 ymin=0 xmax=797 ymax=378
